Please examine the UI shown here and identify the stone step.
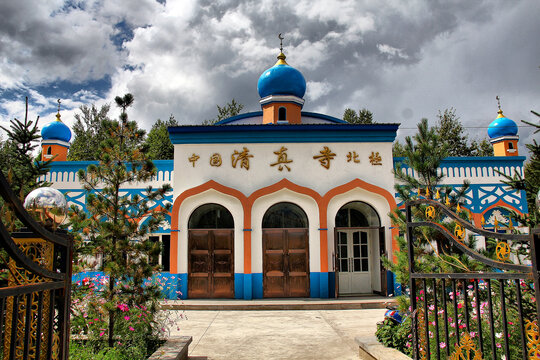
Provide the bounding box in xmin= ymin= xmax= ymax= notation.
xmin=161 ymin=296 xmax=397 ymax=311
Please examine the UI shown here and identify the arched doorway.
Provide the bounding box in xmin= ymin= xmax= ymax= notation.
xmin=334 ymin=201 xmax=382 ymax=296
xmin=262 ymin=202 xmax=309 ymax=297
xmin=188 ymin=203 xmax=234 ymax=298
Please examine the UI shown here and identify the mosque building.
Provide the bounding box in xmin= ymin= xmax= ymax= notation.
xmin=40 ymin=45 xmax=528 ymax=300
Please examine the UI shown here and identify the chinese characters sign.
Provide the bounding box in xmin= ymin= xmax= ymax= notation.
xmin=187 ymin=146 xmax=383 ymax=170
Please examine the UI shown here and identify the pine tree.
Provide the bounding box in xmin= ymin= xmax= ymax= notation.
xmin=498 ymin=111 xmax=540 ymax=227
xmin=68 ymin=104 xmax=111 ymax=160
xmin=68 ymin=94 xmax=172 ymax=347
xmin=0 ymin=97 xmax=51 ymax=199
xmin=342 ymin=107 xmax=374 ymax=124
xmin=389 ymin=118 xmax=473 ymax=290
xmin=202 ymin=99 xmax=244 ymax=125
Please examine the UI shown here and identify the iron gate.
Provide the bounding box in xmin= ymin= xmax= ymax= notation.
xmin=0 ymin=172 xmax=73 ymax=360
xmin=405 ymin=199 xmax=540 ymax=359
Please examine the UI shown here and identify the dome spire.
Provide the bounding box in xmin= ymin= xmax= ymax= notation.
xmin=276 ymin=33 xmax=288 ymax=65
xmin=56 ymin=98 xmax=62 ymax=121
xmin=496 ymin=95 xmax=504 ymax=118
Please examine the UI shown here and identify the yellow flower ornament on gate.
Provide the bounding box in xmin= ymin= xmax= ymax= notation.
xmin=496 ymin=241 xmax=511 ymax=262
xmin=425 ymin=205 xmax=436 ymax=220
xmin=454 ymin=224 xmax=465 ymax=241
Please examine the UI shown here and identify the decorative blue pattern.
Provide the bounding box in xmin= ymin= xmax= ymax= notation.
xmin=395 ymin=184 xmax=527 ymax=214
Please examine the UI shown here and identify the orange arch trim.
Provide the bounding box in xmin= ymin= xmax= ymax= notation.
xmin=169 ymin=178 xmax=399 ymax=275
xmin=321 ymin=178 xmax=399 ymax=267
xmin=169 ymin=181 xmax=248 ymax=273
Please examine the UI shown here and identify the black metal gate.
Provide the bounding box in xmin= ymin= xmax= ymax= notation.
xmin=0 ymin=172 xmax=72 ymax=360
xmin=406 ymin=199 xmax=540 ymax=359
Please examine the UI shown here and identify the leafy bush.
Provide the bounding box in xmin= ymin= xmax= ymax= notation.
xmin=71 ymin=274 xmax=183 ymax=359
xmin=376 ymin=317 xmax=413 ymax=356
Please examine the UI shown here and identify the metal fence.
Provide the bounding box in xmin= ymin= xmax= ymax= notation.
xmin=0 ymin=172 xmax=73 ymax=360
xmin=406 ymin=199 xmax=540 ymax=359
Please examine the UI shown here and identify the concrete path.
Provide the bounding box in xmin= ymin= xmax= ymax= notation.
xmin=168 ymin=308 xmax=387 ymax=360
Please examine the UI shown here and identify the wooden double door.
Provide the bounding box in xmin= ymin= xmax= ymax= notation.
xmin=188 ymin=229 xmax=234 ymax=298
xmin=263 ymin=229 xmax=309 ymax=297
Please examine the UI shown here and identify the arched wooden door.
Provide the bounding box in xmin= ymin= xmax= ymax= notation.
xmin=188 ymin=204 xmax=234 ymax=298
xmin=262 ymin=202 xmax=309 ymax=298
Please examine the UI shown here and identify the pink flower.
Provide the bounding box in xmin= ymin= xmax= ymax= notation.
xmin=457 ymin=303 xmax=463 ymax=309
xmin=440 ymin=342 xmax=446 ymax=349
xmin=99 ymin=331 xmax=105 ymax=337
xmin=124 ymin=316 xmax=130 ymax=321
xmin=129 ymin=326 xmax=135 ymax=331
xmin=117 ymin=303 xmax=129 ymax=312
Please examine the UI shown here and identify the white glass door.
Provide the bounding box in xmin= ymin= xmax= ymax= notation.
xmin=337 ymin=230 xmax=371 ymax=294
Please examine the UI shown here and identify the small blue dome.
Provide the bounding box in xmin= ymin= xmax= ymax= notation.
xmin=42 ymin=119 xmax=72 ymax=142
xmin=257 ymin=54 xmax=306 ymax=99
xmin=488 ymin=111 xmax=518 ymax=138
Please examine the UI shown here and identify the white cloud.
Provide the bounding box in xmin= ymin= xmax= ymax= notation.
xmin=306 ymin=81 xmax=332 ymax=102
xmin=377 ymin=44 xmax=409 ymax=59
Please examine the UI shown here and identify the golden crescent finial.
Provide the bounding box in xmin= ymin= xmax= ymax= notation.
xmin=57 ymin=98 xmax=61 ymax=112
xmin=496 ymin=95 xmax=505 ymax=117
xmin=278 ymin=33 xmax=284 ymax=53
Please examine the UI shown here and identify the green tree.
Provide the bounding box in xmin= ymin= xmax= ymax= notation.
xmin=434 ymin=108 xmax=493 ymax=157
xmin=0 ymin=97 xmax=50 ymax=199
xmin=342 ymin=107 xmax=373 ymax=124
xmin=68 ymin=94 xmax=171 ymax=348
xmin=469 ymin=138 xmax=494 ymax=156
xmin=498 ymin=110 xmax=540 ymax=227
xmin=388 ymin=118 xmax=472 ymax=288
xmin=202 ymin=99 xmax=244 ymax=125
xmin=68 ymin=104 xmax=111 ymax=160
xmin=69 ymin=103 xmax=146 ymax=160
xmin=144 ymin=115 xmax=178 ymax=160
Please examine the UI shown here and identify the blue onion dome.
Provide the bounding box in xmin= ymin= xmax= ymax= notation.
xmin=257 ymin=52 xmax=306 ymax=99
xmin=487 ymin=109 xmax=518 ymax=138
xmin=41 ymin=111 xmax=72 ymax=142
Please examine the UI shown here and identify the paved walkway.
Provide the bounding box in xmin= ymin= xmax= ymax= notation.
xmin=168 ymin=308 xmax=387 ymax=360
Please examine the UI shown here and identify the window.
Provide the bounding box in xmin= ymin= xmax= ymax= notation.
xmin=278 ymin=107 xmax=287 ymax=121
xmin=262 ymin=202 xmax=308 ymax=228
xmin=188 ymin=203 xmax=234 ymax=229
xmin=335 ymin=201 xmax=380 ymax=227
xmin=47 ymin=146 xmax=52 ymax=155
xmin=508 ymin=142 xmax=514 ymax=150
xmin=148 ymin=234 xmax=170 ymax=271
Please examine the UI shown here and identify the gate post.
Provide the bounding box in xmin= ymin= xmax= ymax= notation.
xmin=530 ymin=228 xmax=540 ymax=325
xmin=405 ymin=202 xmax=419 ymax=360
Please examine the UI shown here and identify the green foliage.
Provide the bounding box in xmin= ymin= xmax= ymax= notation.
xmin=435 ymin=108 xmax=493 ymax=157
xmin=144 ymin=115 xmax=178 ymax=160
xmin=70 ymin=276 xmax=172 ymax=359
xmin=375 ymin=318 xmax=413 ymax=356
xmin=68 ymin=103 xmax=145 ymax=160
xmin=0 ymin=97 xmax=51 ymax=199
xmin=388 ymin=118 xmax=473 ymax=295
xmin=342 ymin=107 xmax=373 ymax=124
xmin=202 ymin=99 xmax=244 ymax=125
xmin=384 ymin=116 xmax=535 ymax=359
xmin=393 ymin=108 xmax=494 ymax=157
xmin=68 ymin=104 xmax=111 ymax=160
xmin=498 ymin=111 xmax=540 ymax=227
xmin=68 ymin=93 xmax=172 ymax=347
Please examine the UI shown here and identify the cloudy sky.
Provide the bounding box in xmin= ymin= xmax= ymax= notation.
xmin=0 ymin=0 xmax=538 ymax=151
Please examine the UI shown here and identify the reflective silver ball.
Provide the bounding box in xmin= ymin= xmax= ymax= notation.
xmin=24 ymin=187 xmax=68 ymax=227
